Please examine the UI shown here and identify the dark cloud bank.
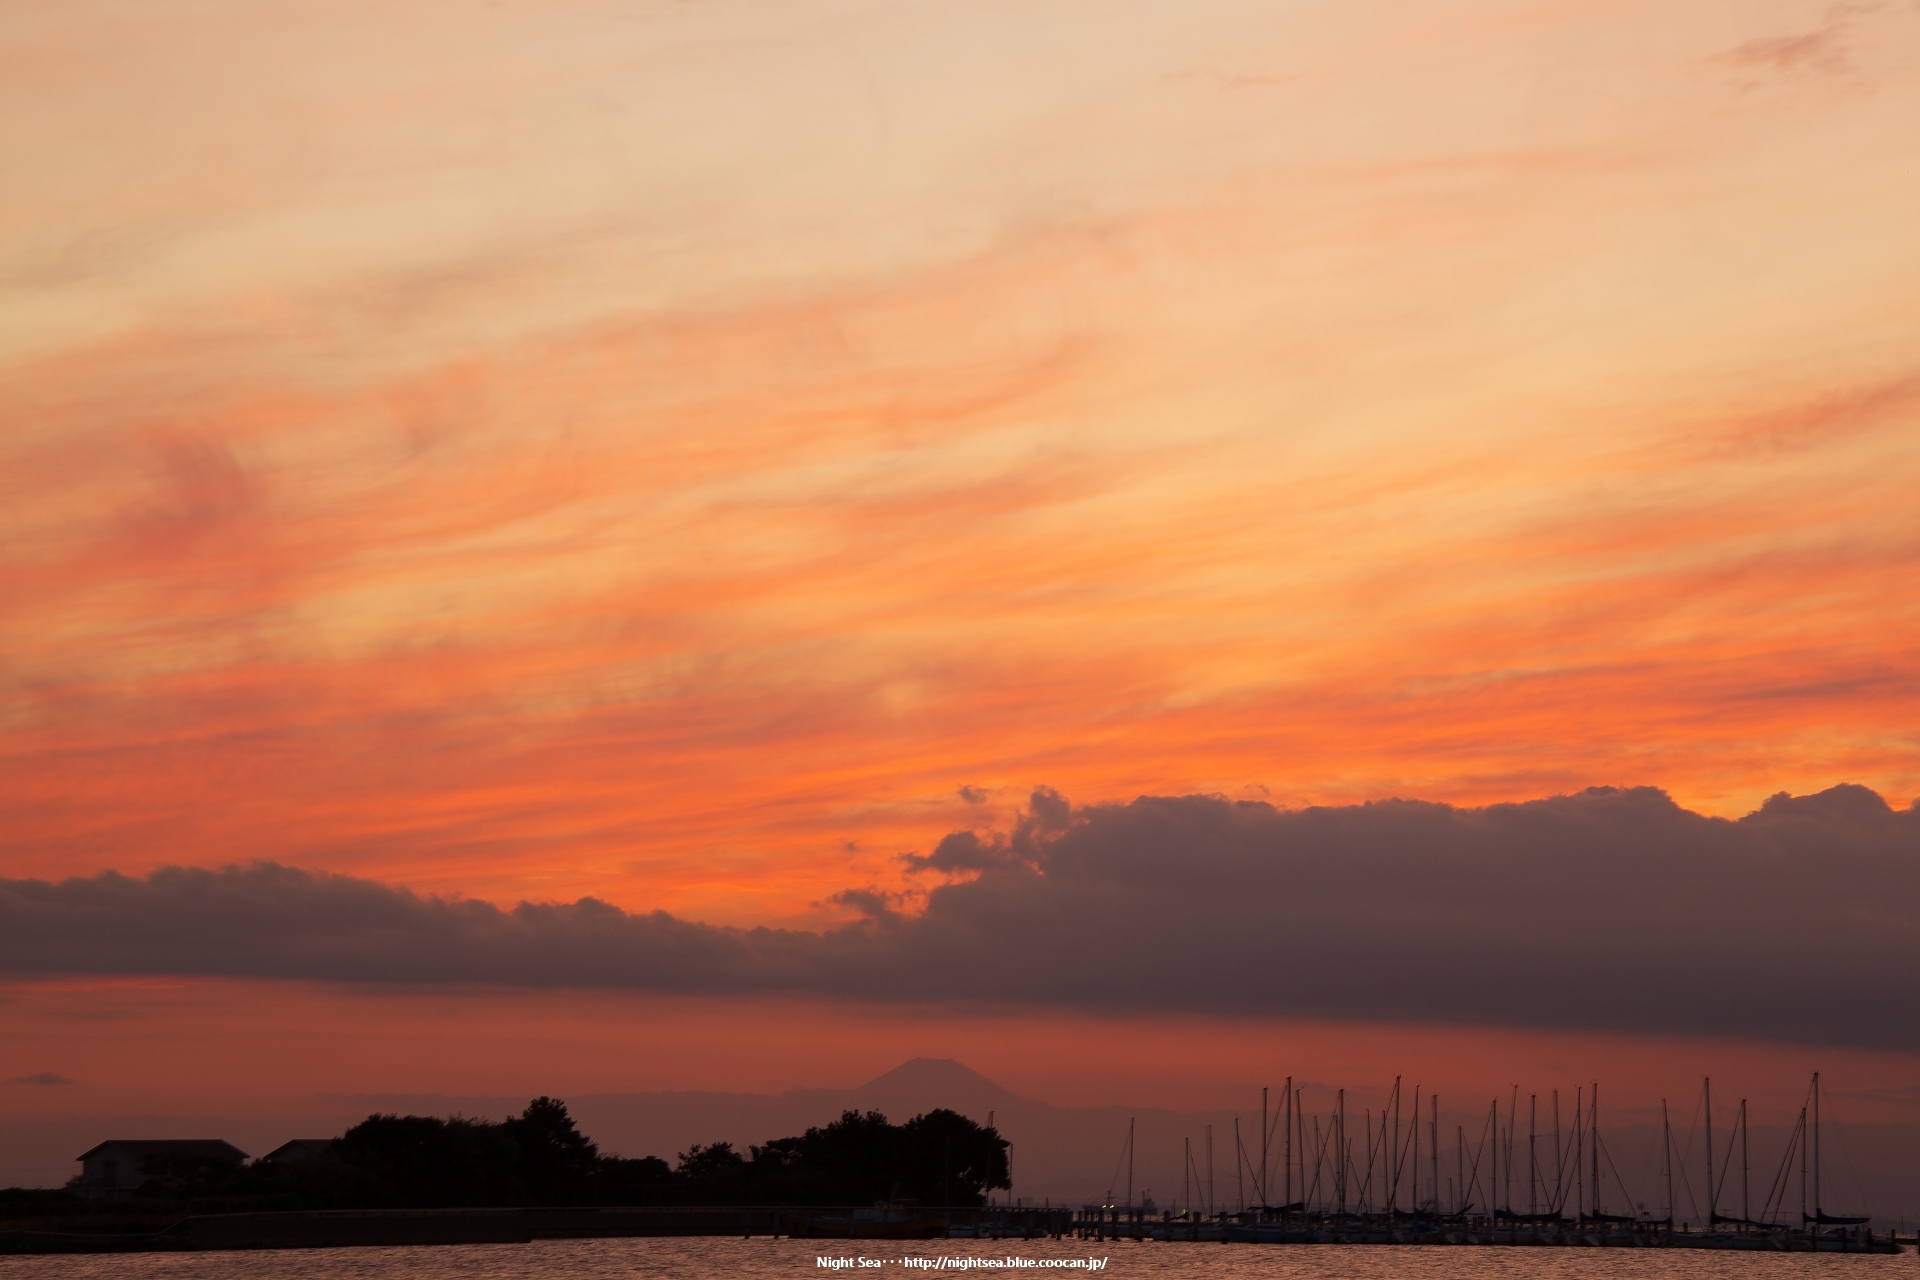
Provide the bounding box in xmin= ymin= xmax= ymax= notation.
xmin=5 ymin=785 xmax=1917 ymax=1048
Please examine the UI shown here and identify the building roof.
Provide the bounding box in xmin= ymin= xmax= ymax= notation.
xmin=260 ymin=1139 xmax=335 ymax=1162
xmin=75 ymin=1139 xmax=249 ymax=1163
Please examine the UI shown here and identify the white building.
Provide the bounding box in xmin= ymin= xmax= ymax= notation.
xmin=73 ymin=1139 xmax=249 ymax=1197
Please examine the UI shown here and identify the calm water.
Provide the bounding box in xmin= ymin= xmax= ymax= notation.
xmin=1 ymin=1238 xmax=1910 ymax=1280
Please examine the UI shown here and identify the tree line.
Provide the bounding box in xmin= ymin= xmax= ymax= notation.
xmin=61 ymin=1100 xmax=1011 ymax=1211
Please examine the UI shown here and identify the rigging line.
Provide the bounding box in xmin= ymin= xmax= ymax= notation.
xmin=1392 ymin=1096 xmax=1416 ymax=1189
xmin=1505 ymin=1084 xmax=1519 ymax=1215
xmin=1625 ymin=1106 xmax=1665 ymax=1217
xmin=1306 ymin=1115 xmax=1329 ymax=1212
xmin=1670 ymin=1087 xmax=1705 ymax=1223
xmin=1265 ymin=1081 xmax=1287 ymax=1182
xmin=1673 ymin=1088 xmax=1704 ymax=1181
xmin=1314 ymin=1111 xmax=1335 ymax=1211
xmin=1382 ymin=1076 xmax=1402 ymax=1209
xmin=1382 ymin=1101 xmax=1397 ymax=1207
xmin=1781 ymin=1082 xmax=1812 ymax=1220
xmin=1197 ymin=1137 xmax=1213 ymax=1215
xmin=1104 ymin=1123 xmax=1131 ymax=1205
xmin=1597 ymin=1132 xmax=1637 ymax=1221
xmin=1364 ymin=1105 xmax=1391 ymax=1213
xmin=1547 ymin=1107 xmax=1571 ymax=1215
xmin=1236 ymin=1119 xmax=1259 ymax=1211
xmin=1371 ymin=1105 xmax=1391 ymax=1210
xmin=1671 ymin=1129 xmax=1702 ymax=1224
xmin=1549 ymin=1091 xmax=1582 ymax=1216
xmin=1378 ymin=1099 xmax=1397 ymax=1201
xmin=1360 ymin=1107 xmax=1376 ymax=1211
xmin=1463 ymin=1103 xmax=1493 ymax=1216
xmin=1200 ymin=1136 xmax=1214 ymax=1215
xmin=1313 ymin=1111 xmax=1336 ymax=1212
xmin=1553 ymin=1086 xmax=1594 ymax=1217
xmin=1711 ymin=1105 xmax=1742 ymax=1212
xmin=1760 ymin=1109 xmax=1802 ymax=1226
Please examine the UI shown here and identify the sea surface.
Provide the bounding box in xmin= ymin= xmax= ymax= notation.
xmin=0 ymin=1238 xmax=1909 ymax=1280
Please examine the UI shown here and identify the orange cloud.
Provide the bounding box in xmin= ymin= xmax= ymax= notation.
xmin=3 ymin=0 xmax=1918 ymax=933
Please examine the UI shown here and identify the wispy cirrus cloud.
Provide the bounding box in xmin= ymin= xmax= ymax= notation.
xmin=3 ymin=0 xmax=1919 ymax=926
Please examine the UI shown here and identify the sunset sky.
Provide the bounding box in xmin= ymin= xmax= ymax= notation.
xmin=4 ymin=0 xmax=1920 ymax=1195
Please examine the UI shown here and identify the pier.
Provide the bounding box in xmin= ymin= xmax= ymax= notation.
xmin=1068 ymin=1205 xmax=1905 ymax=1252
xmin=1059 ymin=1070 xmax=1907 ymax=1254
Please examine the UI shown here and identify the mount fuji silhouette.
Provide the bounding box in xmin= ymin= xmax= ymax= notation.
xmin=839 ymin=1058 xmax=1024 ymax=1118
xmin=863 ymin=1057 xmax=1021 ymax=1098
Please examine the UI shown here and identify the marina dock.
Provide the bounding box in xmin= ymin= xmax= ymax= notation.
xmin=1063 ymin=1206 xmax=1906 ymax=1252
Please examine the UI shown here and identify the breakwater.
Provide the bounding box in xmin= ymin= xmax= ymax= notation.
xmin=1070 ymin=1206 xmax=1906 ymax=1253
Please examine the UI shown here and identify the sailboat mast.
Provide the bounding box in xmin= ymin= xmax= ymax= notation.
xmin=1412 ymin=1086 xmax=1421 ymax=1212
xmin=1390 ymin=1077 xmax=1400 ymax=1215
xmin=1455 ymin=1124 xmax=1464 ymax=1216
xmin=1482 ymin=1105 xmax=1497 ymax=1220
xmin=1551 ymin=1091 xmax=1562 ymax=1215
xmin=1704 ymin=1077 xmax=1715 ymax=1228
xmin=1261 ymin=1087 xmax=1269 ymax=1207
xmin=1237 ymin=1116 xmax=1246 ymax=1212
xmin=1484 ymin=1100 xmax=1496 ymax=1220
xmin=1312 ymin=1116 xmax=1323 ymax=1213
xmin=1798 ymin=1105 xmax=1807 ymax=1232
xmin=1297 ymin=1082 xmax=1313 ymax=1212
xmin=1506 ymin=1085 xmax=1517 ymax=1219
xmin=1662 ymin=1099 xmax=1673 ymax=1233
xmin=1335 ymin=1091 xmax=1345 ymax=1214
xmin=1298 ymin=1087 xmax=1308 ymax=1211
xmin=1573 ymin=1086 xmax=1583 ymax=1221
xmin=1812 ymin=1071 xmax=1821 ymax=1224
xmin=1528 ymin=1093 xmax=1537 ymax=1217
xmin=1741 ymin=1098 xmax=1750 ymax=1227
xmin=1591 ymin=1082 xmax=1600 ymax=1219
xmin=1364 ymin=1110 xmax=1374 ymax=1215
xmin=1284 ymin=1077 xmax=1293 ymax=1210
xmin=1128 ymin=1116 xmax=1135 ymax=1210
xmin=1297 ymin=1085 xmax=1306 ymax=1210
xmin=1430 ymin=1093 xmax=1440 ymax=1216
